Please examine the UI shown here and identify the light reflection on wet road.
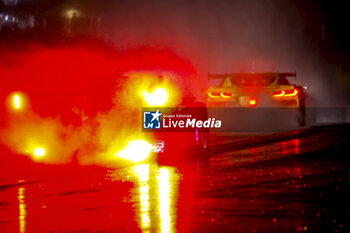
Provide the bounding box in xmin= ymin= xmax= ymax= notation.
xmin=17 ymin=187 xmax=26 ymax=233
xmin=107 ymin=164 xmax=180 ymax=232
xmin=0 ymin=125 xmax=349 ymax=232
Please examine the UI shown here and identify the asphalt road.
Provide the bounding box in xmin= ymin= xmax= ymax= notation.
xmin=0 ymin=125 xmax=349 ymax=233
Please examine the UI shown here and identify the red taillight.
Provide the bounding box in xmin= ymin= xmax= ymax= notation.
xmin=273 ymin=90 xmax=285 ymax=97
xmin=208 ymin=91 xmax=221 ymax=98
xmin=273 ymin=89 xmax=298 ymax=98
xmin=284 ymin=89 xmax=298 ymax=96
xmin=220 ymin=92 xmax=232 ymax=98
xmin=208 ymin=91 xmax=232 ymax=99
xmin=249 ymin=98 xmax=257 ymax=107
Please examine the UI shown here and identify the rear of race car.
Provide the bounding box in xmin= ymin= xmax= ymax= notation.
xmin=206 ymin=72 xmax=306 ymax=126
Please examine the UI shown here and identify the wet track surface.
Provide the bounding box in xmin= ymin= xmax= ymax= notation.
xmin=0 ymin=125 xmax=349 ymax=232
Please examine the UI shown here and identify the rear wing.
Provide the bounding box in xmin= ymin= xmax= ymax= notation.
xmin=208 ymin=72 xmax=297 ymax=80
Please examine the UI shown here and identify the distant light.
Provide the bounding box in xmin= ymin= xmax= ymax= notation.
xmin=64 ymin=9 xmax=82 ymax=18
xmin=13 ymin=95 xmax=21 ymax=109
xmin=9 ymin=92 xmax=27 ymax=111
xmin=115 ymin=140 xmax=152 ymax=163
xmin=249 ymin=98 xmax=257 ymax=107
xmin=3 ymin=0 xmax=18 ymax=6
xmin=33 ymin=148 xmax=45 ymax=157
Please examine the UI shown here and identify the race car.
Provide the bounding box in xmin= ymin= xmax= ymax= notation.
xmin=206 ymin=72 xmax=306 ymax=125
xmin=129 ymin=73 xmax=210 ymax=164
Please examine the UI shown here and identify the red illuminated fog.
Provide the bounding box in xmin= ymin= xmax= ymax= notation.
xmin=0 ymin=41 xmax=205 ymax=166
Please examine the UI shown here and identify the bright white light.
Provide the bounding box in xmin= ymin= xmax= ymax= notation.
xmin=115 ymin=140 xmax=152 ymax=163
xmin=13 ymin=95 xmax=21 ymax=109
xmin=133 ymin=164 xmax=150 ymax=228
xmin=33 ymin=148 xmax=45 ymax=157
xmin=158 ymin=168 xmax=171 ymax=233
xmin=142 ymin=87 xmax=168 ymax=107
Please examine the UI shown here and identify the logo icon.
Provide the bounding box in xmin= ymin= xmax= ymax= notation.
xmin=143 ymin=109 xmax=161 ymax=129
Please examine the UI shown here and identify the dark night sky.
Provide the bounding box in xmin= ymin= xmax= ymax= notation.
xmin=1 ymin=0 xmax=350 ymax=105
xmin=1 ymin=0 xmax=348 ymax=39
xmin=2 ymin=0 xmax=350 ymax=69
xmin=3 ymin=0 xmax=348 ymax=61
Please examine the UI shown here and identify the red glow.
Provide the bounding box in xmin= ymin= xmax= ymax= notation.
xmin=1 ymin=45 xmax=197 ymax=123
xmin=291 ymin=139 xmax=300 ymax=154
xmin=279 ymin=139 xmax=300 ymax=155
xmin=0 ymin=43 xmax=200 ymax=231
